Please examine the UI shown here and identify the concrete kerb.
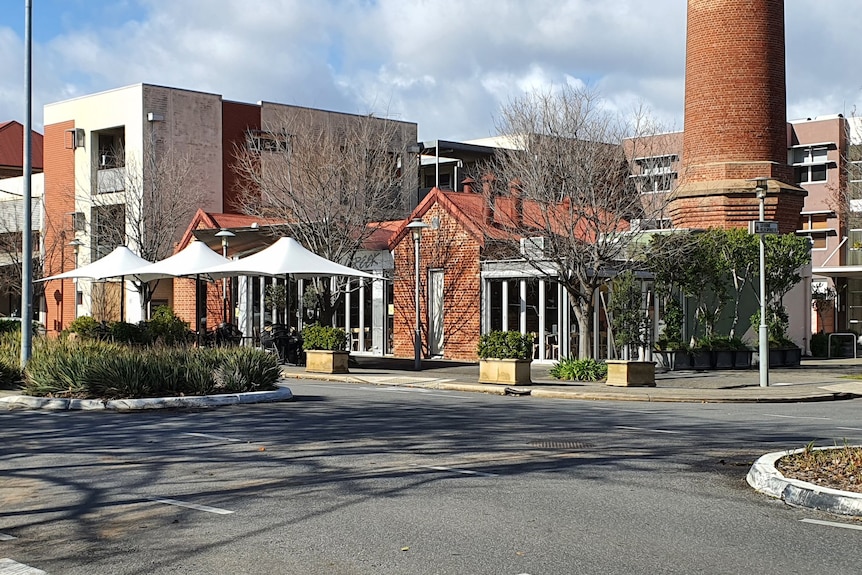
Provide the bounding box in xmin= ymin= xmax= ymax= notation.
xmin=747 ymin=447 xmax=862 ymax=516
xmin=0 ymin=385 xmax=293 ymax=411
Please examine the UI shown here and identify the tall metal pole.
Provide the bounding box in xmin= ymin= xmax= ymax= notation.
xmin=20 ymin=0 xmax=33 ymax=364
xmin=757 ymin=184 xmax=769 ymax=388
xmin=406 ymin=219 xmax=430 ymax=370
xmin=413 ymin=232 xmax=422 ymax=371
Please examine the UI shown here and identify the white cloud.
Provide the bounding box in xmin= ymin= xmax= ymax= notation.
xmin=0 ymin=0 xmax=858 ymax=142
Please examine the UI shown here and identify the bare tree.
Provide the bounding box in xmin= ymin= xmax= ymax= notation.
xmin=234 ymin=110 xmax=416 ymax=325
xmin=90 ymin=142 xmax=206 ymax=319
xmin=485 ymin=86 xmax=672 ymax=359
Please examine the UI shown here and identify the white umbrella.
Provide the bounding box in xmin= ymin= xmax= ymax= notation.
xmin=199 ymin=237 xmax=378 ymax=279
xmin=121 ymin=240 xmax=230 ymax=281
xmin=40 ymin=246 xmax=152 ymax=282
xmin=40 ymin=245 xmax=152 ymax=323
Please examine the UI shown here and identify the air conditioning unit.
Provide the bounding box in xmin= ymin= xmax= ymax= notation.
xmin=520 ymin=236 xmax=546 ymax=259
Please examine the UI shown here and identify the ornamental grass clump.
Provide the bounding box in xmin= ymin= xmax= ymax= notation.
xmin=23 ymin=340 xmax=279 ymax=399
xmin=550 ymin=357 xmax=607 ymax=381
xmin=0 ymin=332 xmax=22 ymax=390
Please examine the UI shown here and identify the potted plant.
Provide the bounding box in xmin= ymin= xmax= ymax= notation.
xmin=302 ymin=324 xmax=349 ymax=374
xmin=606 ymin=270 xmax=655 ymax=387
xmin=477 ymin=330 xmax=533 ymax=385
xmin=751 ymin=305 xmax=801 ymax=368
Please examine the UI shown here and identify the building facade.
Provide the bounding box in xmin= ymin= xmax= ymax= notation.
xmin=40 ymin=83 xmax=418 ymax=335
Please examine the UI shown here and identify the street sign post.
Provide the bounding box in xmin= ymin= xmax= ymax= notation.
xmin=749 ymin=220 xmax=779 ymax=235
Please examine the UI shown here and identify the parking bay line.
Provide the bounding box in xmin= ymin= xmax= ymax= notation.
xmin=762 ymin=414 xmax=831 ymax=421
xmin=616 ymin=425 xmax=682 ymax=434
xmin=184 ymin=432 xmax=242 ymax=442
xmin=0 ymin=558 xmax=46 ymax=574
xmin=147 ymin=497 xmax=234 ymax=515
xmin=800 ymin=518 xmax=862 ymax=531
xmin=409 ymin=464 xmax=498 ymax=478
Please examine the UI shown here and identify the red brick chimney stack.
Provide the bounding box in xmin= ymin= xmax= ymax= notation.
xmin=669 ymin=0 xmax=805 ymax=233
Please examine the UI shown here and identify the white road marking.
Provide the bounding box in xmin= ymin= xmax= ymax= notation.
xmin=0 ymin=533 xmax=16 ymax=541
xmin=800 ymin=518 xmax=862 ymax=531
xmin=0 ymin=558 xmax=46 ymax=574
xmin=147 ymin=497 xmax=234 ymax=515
xmin=836 ymin=426 xmax=862 ymax=432
xmin=184 ymin=432 xmax=241 ymax=442
xmin=762 ymin=413 xmax=831 ymax=420
xmin=410 ymin=464 xmax=498 ymax=477
xmin=616 ymin=425 xmax=681 ymax=434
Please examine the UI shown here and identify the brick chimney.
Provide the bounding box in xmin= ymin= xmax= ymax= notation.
xmin=509 ymin=179 xmax=523 ymax=228
xmin=482 ymin=173 xmax=497 ymax=226
xmin=670 ymin=0 xmax=805 ymax=233
xmin=461 ymin=176 xmax=476 ymax=194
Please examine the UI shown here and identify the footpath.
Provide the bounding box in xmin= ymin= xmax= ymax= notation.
xmin=279 ymin=355 xmax=862 ymax=403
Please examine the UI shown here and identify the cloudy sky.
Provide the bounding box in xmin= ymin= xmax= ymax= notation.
xmin=0 ymin=0 xmax=859 ymax=141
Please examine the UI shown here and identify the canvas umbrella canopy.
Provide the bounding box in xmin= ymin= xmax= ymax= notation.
xmin=39 ymin=245 xmax=153 ymax=322
xmin=199 ymin=237 xmax=378 ymax=279
xmin=121 ymin=240 xmax=230 ymax=281
xmin=40 ymin=245 xmax=152 ymax=282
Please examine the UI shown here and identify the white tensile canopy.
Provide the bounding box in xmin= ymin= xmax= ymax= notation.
xmin=40 ymin=246 xmax=152 ymax=282
xmin=199 ymin=237 xmax=378 ymax=279
xmin=121 ymin=240 xmax=230 ymax=281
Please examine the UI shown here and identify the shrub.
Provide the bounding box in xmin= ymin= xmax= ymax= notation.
xmin=67 ymin=315 xmax=103 ymax=340
xmin=0 ymin=319 xmax=21 ymax=334
xmin=148 ymin=306 xmax=190 ymax=346
xmin=302 ymin=324 xmax=348 ymax=351
xmin=550 ymin=357 xmax=607 ymax=381
xmin=476 ymin=330 xmax=533 ymax=360
xmin=694 ymin=335 xmax=750 ymax=351
xmin=0 ymin=332 xmax=22 ymax=390
xmin=810 ymin=332 xmax=849 ymax=358
xmin=108 ymin=321 xmax=150 ymax=345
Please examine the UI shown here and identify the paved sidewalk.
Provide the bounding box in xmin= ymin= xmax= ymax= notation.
xmin=279 ymin=356 xmax=862 ymax=403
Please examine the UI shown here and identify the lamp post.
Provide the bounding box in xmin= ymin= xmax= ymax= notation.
xmin=754 ymin=178 xmax=770 ymax=388
xmin=406 ymin=219 xmax=430 ymax=370
xmin=69 ymin=238 xmax=84 ymax=319
xmin=215 ymin=229 xmax=235 ymax=324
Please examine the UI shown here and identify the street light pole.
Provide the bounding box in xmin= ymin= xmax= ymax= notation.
xmin=406 ymin=219 xmax=430 ymax=371
xmin=20 ymin=0 xmax=33 ymax=364
xmin=755 ymin=178 xmax=769 ymax=388
xmin=215 ymin=229 xmax=235 ymax=324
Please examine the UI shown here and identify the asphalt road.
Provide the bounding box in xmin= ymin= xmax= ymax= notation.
xmin=2 ymin=381 xmax=861 ymax=575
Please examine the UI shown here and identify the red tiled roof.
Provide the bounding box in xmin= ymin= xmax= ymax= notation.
xmin=388 ymin=187 xmax=629 ymax=249
xmin=0 ymin=121 xmax=43 ymax=171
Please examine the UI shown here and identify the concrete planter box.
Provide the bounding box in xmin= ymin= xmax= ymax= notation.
xmin=654 ymin=350 xmax=689 ymax=371
xmin=606 ymin=360 xmax=656 ymax=387
xmin=768 ymin=347 xmax=801 ymax=368
xmin=478 ymin=358 xmax=532 ymax=385
xmin=305 ymin=350 xmax=350 ymax=374
xmin=733 ymin=350 xmax=753 ymax=369
xmin=690 ymin=349 xmax=713 ymax=370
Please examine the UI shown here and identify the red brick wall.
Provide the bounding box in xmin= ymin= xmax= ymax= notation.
xmin=173 ymin=277 xmax=226 ymax=336
xmin=682 ymin=0 xmax=790 ymax=183
xmin=221 ymin=101 xmax=261 ymax=212
xmin=391 ymin=206 xmax=483 ymax=361
xmin=673 ymin=0 xmax=805 ymax=233
xmin=42 ymin=120 xmax=76 ymax=335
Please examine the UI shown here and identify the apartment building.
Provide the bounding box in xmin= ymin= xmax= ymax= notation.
xmin=41 ymin=83 xmax=418 ymax=334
